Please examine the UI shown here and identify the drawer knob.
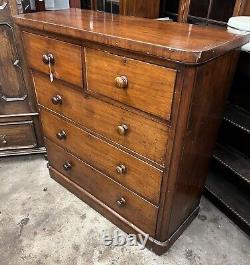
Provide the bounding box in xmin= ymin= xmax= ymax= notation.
xmin=115 ymin=76 xmax=128 ymax=89
xmin=56 ymin=130 xmax=67 ymax=140
xmin=51 ymin=95 xmax=62 ymax=105
xmin=116 ymin=164 xmax=126 ymax=175
xmin=42 ymin=53 xmax=55 ymax=65
xmin=116 ymin=197 xmax=126 ymax=207
xmin=63 ymin=161 xmax=72 ymax=171
xmin=117 ymin=124 xmax=128 ymax=135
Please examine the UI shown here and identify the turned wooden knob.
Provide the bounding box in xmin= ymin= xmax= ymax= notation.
xmin=42 ymin=53 xmax=55 ymax=65
xmin=116 ymin=164 xmax=126 ymax=175
xmin=56 ymin=130 xmax=67 ymax=140
xmin=51 ymin=95 xmax=62 ymax=105
xmin=116 ymin=197 xmax=126 ymax=207
xmin=115 ymin=75 xmax=128 ymax=89
xmin=63 ymin=161 xmax=72 ymax=171
xmin=117 ymin=124 xmax=128 ymax=135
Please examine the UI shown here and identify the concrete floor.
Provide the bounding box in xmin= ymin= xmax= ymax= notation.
xmin=0 ymin=155 xmax=249 ymax=265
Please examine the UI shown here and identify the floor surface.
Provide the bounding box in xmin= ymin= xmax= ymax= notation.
xmin=0 ymin=155 xmax=249 ymax=265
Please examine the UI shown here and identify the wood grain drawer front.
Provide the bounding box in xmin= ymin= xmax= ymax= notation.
xmin=22 ymin=32 xmax=83 ymax=87
xmin=40 ymin=110 xmax=163 ymax=205
xmin=86 ymin=48 xmax=177 ymax=120
xmin=46 ymin=140 xmax=158 ymax=236
xmin=0 ymin=121 xmax=37 ymax=150
xmin=34 ymin=72 xmax=168 ymax=164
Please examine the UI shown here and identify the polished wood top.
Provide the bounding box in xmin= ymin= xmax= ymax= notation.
xmin=14 ymin=9 xmax=250 ymax=64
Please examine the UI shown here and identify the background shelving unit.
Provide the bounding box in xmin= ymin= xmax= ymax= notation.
xmin=204 ymin=52 xmax=250 ymax=235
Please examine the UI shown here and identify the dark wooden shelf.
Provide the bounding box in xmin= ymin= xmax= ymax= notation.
xmin=205 ymin=169 xmax=250 ymax=235
xmin=213 ymin=144 xmax=250 ymax=186
xmin=224 ymin=105 xmax=250 ymax=134
xmin=206 ymin=48 xmax=250 ymax=236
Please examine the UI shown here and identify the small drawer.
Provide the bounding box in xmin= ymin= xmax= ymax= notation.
xmin=22 ymin=32 xmax=83 ymax=87
xmin=34 ymin=72 xmax=168 ymax=165
xmin=47 ymin=140 xmax=158 ymax=236
xmin=86 ymin=48 xmax=177 ymax=120
xmin=40 ymin=109 xmax=163 ymax=205
xmin=0 ymin=121 xmax=37 ymax=150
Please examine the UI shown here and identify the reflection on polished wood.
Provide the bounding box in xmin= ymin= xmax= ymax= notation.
xmin=14 ymin=9 xmax=250 ymax=63
xmin=16 ymin=9 xmax=250 ymax=255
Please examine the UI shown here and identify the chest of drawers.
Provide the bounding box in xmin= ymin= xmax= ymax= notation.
xmin=14 ymin=9 xmax=250 ymax=254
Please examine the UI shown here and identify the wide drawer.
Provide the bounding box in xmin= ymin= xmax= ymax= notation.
xmin=40 ymin=109 xmax=163 ymax=205
xmin=22 ymin=32 xmax=83 ymax=87
xmin=46 ymin=140 xmax=158 ymax=236
xmin=85 ymin=48 xmax=176 ymax=120
xmin=0 ymin=121 xmax=37 ymax=150
xmin=34 ymin=72 xmax=168 ymax=165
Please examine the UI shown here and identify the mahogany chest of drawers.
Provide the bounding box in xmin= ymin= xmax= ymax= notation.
xmin=14 ymin=9 xmax=250 ymax=254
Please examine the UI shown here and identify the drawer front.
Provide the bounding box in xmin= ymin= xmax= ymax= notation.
xmin=0 ymin=121 xmax=37 ymax=150
xmin=0 ymin=100 xmax=30 ymax=116
xmin=40 ymin=109 xmax=163 ymax=205
xmin=86 ymin=48 xmax=176 ymax=120
xmin=34 ymin=72 xmax=168 ymax=164
xmin=46 ymin=140 xmax=158 ymax=236
xmin=22 ymin=32 xmax=83 ymax=87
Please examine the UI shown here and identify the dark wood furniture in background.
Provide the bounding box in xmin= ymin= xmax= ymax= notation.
xmin=160 ymin=0 xmax=250 ymax=25
xmin=71 ymin=0 xmax=250 ymax=23
xmin=15 ymin=9 xmax=249 ymax=254
xmin=0 ymin=0 xmax=44 ymax=156
xmin=205 ymin=51 xmax=250 ymax=235
xmin=70 ymin=0 xmax=81 ymax=8
xmin=71 ymin=0 xmax=161 ymax=18
xmin=35 ymin=0 xmax=45 ymax=12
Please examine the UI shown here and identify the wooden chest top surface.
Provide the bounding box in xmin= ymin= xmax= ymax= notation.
xmin=14 ymin=8 xmax=250 ymax=64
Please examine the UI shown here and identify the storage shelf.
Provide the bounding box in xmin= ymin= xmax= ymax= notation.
xmin=224 ymin=105 xmax=250 ymax=134
xmin=213 ymin=145 xmax=250 ymax=186
xmin=205 ymin=170 xmax=250 ymax=235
